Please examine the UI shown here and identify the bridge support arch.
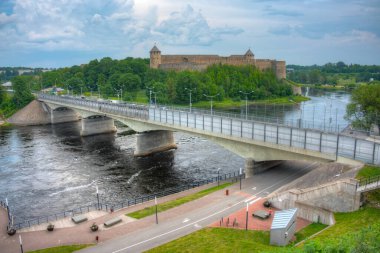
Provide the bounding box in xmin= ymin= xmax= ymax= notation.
xmin=51 ymin=107 xmax=80 ymax=124
xmin=134 ymin=130 xmax=177 ymax=157
xmin=81 ymin=115 xmax=117 ymax=136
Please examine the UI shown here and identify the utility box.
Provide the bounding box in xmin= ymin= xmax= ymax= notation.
xmin=270 ymin=208 xmax=297 ymax=246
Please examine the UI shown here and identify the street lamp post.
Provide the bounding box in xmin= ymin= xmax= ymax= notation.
xmin=147 ymin=87 xmax=154 ymax=105
xmin=5 ymin=198 xmax=10 ymax=222
xmin=155 ymin=196 xmax=158 ymax=224
xmin=239 ymin=91 xmax=254 ymax=120
xmin=19 ymin=235 xmax=24 ymax=253
xmin=217 ymin=168 xmax=221 ymax=186
xmin=239 ymin=168 xmax=242 ymax=190
xmin=245 ymin=203 xmax=249 ymax=230
xmin=185 ymin=88 xmax=195 ymax=113
xmin=80 ymin=87 xmax=83 ymax=97
xmin=152 ymin=91 xmax=159 ymax=107
xmin=97 ymin=85 xmax=101 ymax=99
xmin=96 ymin=185 xmax=100 ymax=210
xmin=203 ymin=93 xmax=219 ymax=115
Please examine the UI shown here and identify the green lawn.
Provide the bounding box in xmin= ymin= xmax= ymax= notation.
xmin=145 ymin=228 xmax=279 ymax=253
xmin=145 ymin=207 xmax=380 ymax=253
xmin=356 ymin=165 xmax=380 ymax=179
xmin=293 ymin=223 xmax=327 ymax=244
xmin=27 ymin=245 xmax=91 ymax=253
xmin=127 ymin=183 xmax=232 ymax=219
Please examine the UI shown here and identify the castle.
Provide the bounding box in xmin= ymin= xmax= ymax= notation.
xmin=149 ymin=45 xmax=286 ymax=79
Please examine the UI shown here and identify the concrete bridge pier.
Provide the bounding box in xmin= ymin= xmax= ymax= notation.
xmin=134 ymin=130 xmax=177 ymax=157
xmin=51 ymin=107 xmax=80 ymax=124
xmin=245 ymin=159 xmax=283 ymax=178
xmin=81 ymin=116 xmax=117 ymax=136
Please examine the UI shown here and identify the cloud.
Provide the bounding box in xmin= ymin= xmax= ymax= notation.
xmin=264 ymin=5 xmax=303 ymax=17
xmin=154 ymin=5 xmax=243 ymax=46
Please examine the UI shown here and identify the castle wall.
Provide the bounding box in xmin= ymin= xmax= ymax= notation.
xmin=151 ymin=50 xmax=286 ymax=79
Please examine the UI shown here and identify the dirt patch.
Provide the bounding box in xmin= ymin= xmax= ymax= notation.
xmin=7 ymin=100 xmax=51 ymax=126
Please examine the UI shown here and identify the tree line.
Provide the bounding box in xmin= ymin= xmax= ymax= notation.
xmin=287 ymin=62 xmax=380 ymax=85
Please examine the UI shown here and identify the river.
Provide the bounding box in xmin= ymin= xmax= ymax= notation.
xmin=0 ymin=88 xmax=351 ymax=223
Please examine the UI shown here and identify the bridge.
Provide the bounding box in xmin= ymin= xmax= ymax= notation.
xmin=38 ymin=94 xmax=380 ymax=175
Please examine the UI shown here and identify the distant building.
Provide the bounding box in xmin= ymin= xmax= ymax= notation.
xmin=149 ymin=45 xmax=286 ymax=79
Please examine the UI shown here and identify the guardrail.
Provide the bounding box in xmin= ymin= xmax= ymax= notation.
xmin=149 ymin=107 xmax=380 ymax=165
xmin=358 ymin=175 xmax=380 ymax=187
xmin=8 ymin=170 xmax=243 ymax=230
xmin=38 ymin=94 xmax=380 ymax=165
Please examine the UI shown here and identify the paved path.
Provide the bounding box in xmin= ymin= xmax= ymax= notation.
xmin=0 ymin=161 xmax=317 ymax=253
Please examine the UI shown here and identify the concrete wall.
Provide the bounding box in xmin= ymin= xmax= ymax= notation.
xmin=134 ymin=130 xmax=177 ymax=157
xmin=295 ymin=201 xmax=335 ymax=225
xmin=80 ymin=116 xmax=117 ymax=136
xmin=269 ymin=178 xmax=360 ymax=224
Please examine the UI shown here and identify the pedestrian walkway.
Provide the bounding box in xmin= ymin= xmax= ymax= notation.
xmin=0 ymin=181 xmax=231 ymax=253
xmin=0 ymin=170 xmax=314 ymax=253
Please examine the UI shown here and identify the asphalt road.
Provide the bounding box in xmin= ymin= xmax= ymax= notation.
xmin=78 ymin=161 xmax=318 ymax=253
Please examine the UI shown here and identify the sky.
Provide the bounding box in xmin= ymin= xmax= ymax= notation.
xmin=0 ymin=0 xmax=379 ymax=68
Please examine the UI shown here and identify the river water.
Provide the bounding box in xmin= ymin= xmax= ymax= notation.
xmin=0 ymin=88 xmax=351 ymax=223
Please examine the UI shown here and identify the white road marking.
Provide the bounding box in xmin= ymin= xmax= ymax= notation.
xmin=244 ymin=196 xmax=256 ymax=203
xmin=194 ymin=223 xmax=202 ymax=228
xmin=249 ymin=197 xmax=262 ymax=205
xmin=252 ymin=187 xmax=257 ymax=190
xmin=110 ymin=162 xmax=317 ymax=253
xmin=182 ymin=218 xmax=190 ymax=223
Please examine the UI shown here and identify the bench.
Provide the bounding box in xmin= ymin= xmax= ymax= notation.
xmin=71 ymin=214 xmax=88 ymax=224
xmin=104 ymin=217 xmax=122 ymax=227
xmin=252 ymin=210 xmax=271 ymax=219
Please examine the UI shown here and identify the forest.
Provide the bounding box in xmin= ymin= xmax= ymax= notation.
xmin=4 ymin=57 xmax=292 ymax=105
xmin=287 ymin=61 xmax=380 ymax=85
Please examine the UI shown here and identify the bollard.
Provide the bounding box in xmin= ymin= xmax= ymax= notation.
xmin=225 ymin=189 xmax=229 ymax=196
xmin=96 ymin=236 xmax=99 ymax=243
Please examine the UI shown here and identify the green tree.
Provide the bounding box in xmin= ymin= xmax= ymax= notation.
xmin=11 ymin=76 xmax=34 ymax=108
xmin=345 ymin=82 xmax=380 ymax=131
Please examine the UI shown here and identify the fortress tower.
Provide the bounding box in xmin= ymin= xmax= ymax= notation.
xmin=150 ymin=45 xmax=161 ymax=69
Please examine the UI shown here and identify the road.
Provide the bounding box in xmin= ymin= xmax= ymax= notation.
xmin=78 ymin=161 xmax=318 ymax=253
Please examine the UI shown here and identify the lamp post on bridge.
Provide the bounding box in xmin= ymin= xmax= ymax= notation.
xmin=147 ymin=87 xmax=154 ymax=106
xmin=185 ymin=88 xmax=196 ymax=113
xmin=152 ymin=91 xmax=160 ymax=107
xmin=203 ymin=93 xmax=219 ymax=116
xmin=239 ymin=90 xmax=254 ymax=120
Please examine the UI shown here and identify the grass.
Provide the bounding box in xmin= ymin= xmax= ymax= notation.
xmin=27 ymin=244 xmax=92 ymax=253
xmin=293 ymin=223 xmax=327 ymax=244
xmin=127 ymin=183 xmax=232 ymax=219
xmin=299 ymin=207 xmax=380 ymax=247
xmin=355 ymin=165 xmax=380 ymax=179
xmin=145 ymin=228 xmax=278 ymax=253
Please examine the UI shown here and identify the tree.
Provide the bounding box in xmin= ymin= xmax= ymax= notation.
xmin=11 ymin=76 xmax=34 ymax=108
xmin=345 ymin=82 xmax=380 ymax=131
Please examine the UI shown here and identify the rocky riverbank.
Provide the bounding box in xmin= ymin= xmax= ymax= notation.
xmin=7 ymin=100 xmax=51 ymax=126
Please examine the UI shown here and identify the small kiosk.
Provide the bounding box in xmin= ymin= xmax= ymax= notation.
xmin=270 ymin=208 xmax=297 ymax=246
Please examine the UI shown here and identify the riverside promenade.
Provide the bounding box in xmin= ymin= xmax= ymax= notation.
xmin=0 ymin=161 xmax=316 ymax=253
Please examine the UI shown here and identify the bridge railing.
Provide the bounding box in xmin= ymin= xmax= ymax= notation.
xmin=39 ymin=94 xmax=149 ymax=120
xmin=149 ymin=107 xmax=380 ymax=165
xmin=38 ymin=94 xmax=380 ymax=165
xmin=8 ymin=170 xmax=243 ymax=230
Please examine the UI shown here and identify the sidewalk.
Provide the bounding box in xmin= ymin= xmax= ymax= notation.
xmin=0 ymin=181 xmax=236 ymax=253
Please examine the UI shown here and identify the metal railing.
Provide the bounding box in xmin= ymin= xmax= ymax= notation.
xmin=38 ymin=94 xmax=380 ymax=165
xmin=357 ymin=175 xmax=380 ymax=187
xmin=149 ymin=107 xmax=380 ymax=165
xmin=7 ymin=170 xmax=243 ymax=230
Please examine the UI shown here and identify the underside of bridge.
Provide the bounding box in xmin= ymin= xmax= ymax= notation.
xmin=50 ymin=107 xmax=80 ymax=124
